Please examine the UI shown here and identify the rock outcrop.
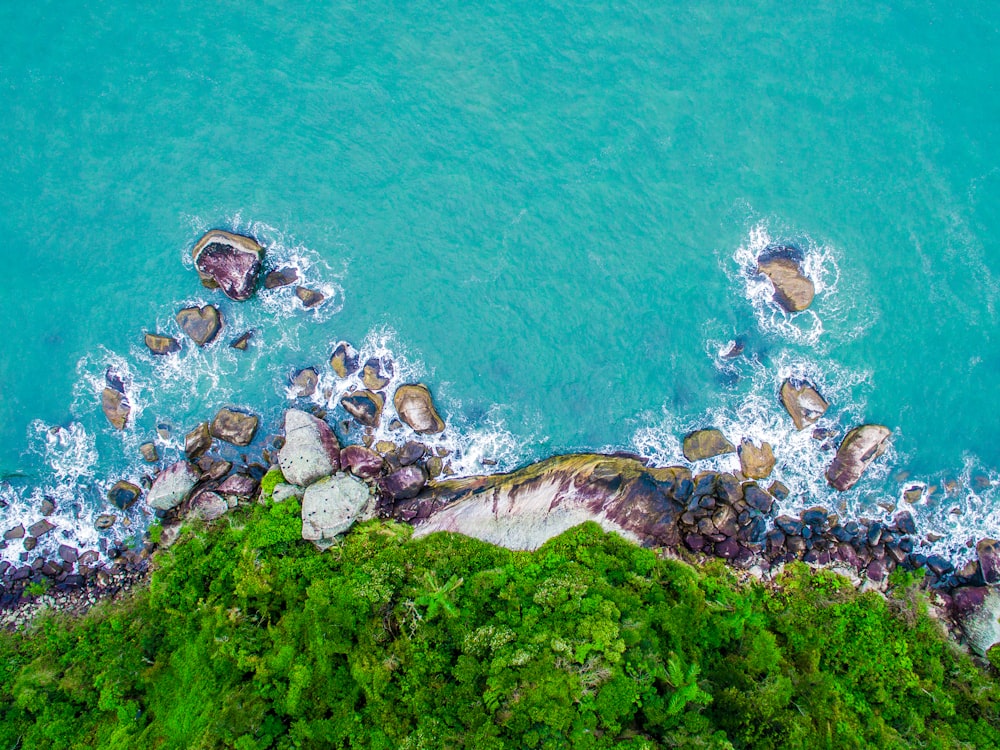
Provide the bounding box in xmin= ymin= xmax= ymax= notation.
xmin=341 ymin=390 xmax=383 ymax=427
xmin=780 ymin=379 xmax=829 ymax=430
xmin=107 ymin=480 xmax=141 ymax=510
xmin=340 ymin=445 xmax=384 ymax=479
xmin=146 ymin=461 xmax=200 ymax=511
xmin=329 ymin=341 xmax=359 ymax=378
xmin=826 ymin=425 xmax=892 ymax=491
xmin=101 ymin=387 xmax=130 ymax=430
xmin=144 ymin=333 xmax=180 ymax=355
xmin=210 ymin=408 xmax=259 ymax=446
xmin=301 ymin=474 xmax=373 ymax=548
xmin=682 ymin=429 xmax=735 ymax=462
xmin=738 ymin=439 xmax=775 ymax=480
xmin=192 ymin=230 xmax=265 ymax=301
xmin=185 ymin=422 xmax=213 ymax=459
xmin=278 ymin=409 xmax=341 ymax=487
xmin=176 ymin=305 xmax=222 ymax=346
xmin=756 ymin=245 xmax=814 ymax=312
xmin=393 ymin=384 xmax=445 ymax=434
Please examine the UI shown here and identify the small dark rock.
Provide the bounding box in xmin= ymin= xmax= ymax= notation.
xmin=40 ymin=497 xmax=56 ymax=516
xmin=264 ymin=267 xmax=299 ymax=289
xmin=775 ymin=515 xmax=803 ymax=536
xmin=291 ymin=367 xmax=319 ymax=398
xmin=800 ymin=507 xmax=828 ymax=529
xmin=108 ymin=480 xmax=141 ymax=510
xmin=230 ymin=331 xmax=254 ymax=350
xmin=398 ymin=441 xmax=426 ymax=466
xmin=3 ymin=525 xmax=25 ymax=540
xmin=140 ymin=442 xmax=159 ymax=462
xmin=743 ymin=484 xmax=773 ymax=514
xmin=341 ymin=390 xmax=384 ymax=428
xmin=185 ymin=422 xmax=213 ymax=460
xmin=295 ymin=286 xmax=325 ymax=308
xmin=379 ymin=465 xmax=427 ymax=500
xmin=58 ymin=544 xmax=79 ymax=563
xmin=23 ymin=537 xmax=37 ymax=551
xmin=926 ymin=555 xmax=954 ymax=577
xmin=329 ymin=341 xmax=360 ymax=378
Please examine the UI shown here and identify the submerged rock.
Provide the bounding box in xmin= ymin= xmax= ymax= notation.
xmin=144 ymin=333 xmax=180 ymax=355
xmin=192 ymin=230 xmax=265 ymax=301
xmin=682 ymin=429 xmax=735 ymax=462
xmin=176 ymin=305 xmax=223 ymax=346
xmin=101 ymin=387 xmax=131 ymax=430
xmin=738 ymin=439 xmax=775 ymax=480
xmin=826 ymin=425 xmax=892 ymax=491
xmin=264 ymin=267 xmax=298 ymax=289
xmin=301 ymin=474 xmax=373 ymax=547
xmin=278 ymin=409 xmax=341 ymax=487
xmin=329 ymin=341 xmax=359 ymax=378
xmin=756 ymin=246 xmax=815 ymax=312
xmin=147 ymin=461 xmax=200 ymax=511
xmin=342 ymin=390 xmax=384 ymax=428
xmin=210 ymin=408 xmax=259 ymax=446
xmin=393 ymin=383 xmax=445 ymax=435
xmin=108 ymin=480 xmax=141 ymax=510
xmin=340 ymin=445 xmax=384 ymax=479
xmin=780 ymin=379 xmax=829 ymax=430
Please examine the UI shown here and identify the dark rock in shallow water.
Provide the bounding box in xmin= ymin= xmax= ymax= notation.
xmin=398 ymin=441 xmax=426 ymax=466
xmin=210 ymin=408 xmax=259 ymax=446
xmin=102 ymin=387 xmax=130 ymax=430
xmin=340 ymin=445 xmax=384 ymax=479
xmin=295 ymin=286 xmax=325 ymax=308
xmin=144 ymin=333 xmax=180 ymax=355
xmin=291 ymin=367 xmax=319 ymax=398
xmin=743 ymin=483 xmax=774 ymax=514
xmin=682 ymin=429 xmax=735 ymax=462
xmin=341 ymin=390 xmax=384 ymax=428
xmin=40 ymin=497 xmax=55 ymax=516
xmin=393 ymin=383 xmax=446 ymax=434
xmin=362 ymin=358 xmax=392 ymax=390
xmin=893 ymin=510 xmax=917 ymax=536
xmin=58 ymin=544 xmax=78 ymax=563
xmin=28 ymin=520 xmax=55 ymax=537
xmin=192 ymin=230 xmax=265 ymax=301
xmin=108 ymin=480 xmax=141 ymax=510
xmin=3 ymin=525 xmax=25 ymax=540
xmin=176 ymin=305 xmax=222 ymax=346
xmin=264 ymin=267 xmax=298 ymax=289
xmin=230 ymin=330 xmax=253 ymax=350
xmin=779 ymin=379 xmax=829 ymax=431
xmin=329 ymin=341 xmax=359 ymax=378
xmin=825 ymin=424 xmax=892 ymax=491
xmin=185 ymin=422 xmax=213 ymax=460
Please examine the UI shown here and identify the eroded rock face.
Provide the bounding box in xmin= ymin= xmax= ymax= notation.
xmin=147 ymin=461 xmax=200 ymax=511
xmin=756 ymin=246 xmax=815 ymax=312
xmin=101 ymin=388 xmax=130 ymax=430
xmin=738 ymin=439 xmax=775 ymax=480
xmin=301 ymin=474 xmax=373 ymax=547
xmin=393 ymin=384 xmax=445 ymax=434
xmin=144 ymin=333 xmax=180 ymax=355
xmin=826 ymin=425 xmax=892 ymax=491
xmin=682 ymin=429 xmax=735 ymax=462
xmin=210 ymin=408 xmax=259 ymax=446
xmin=189 ymin=490 xmax=229 ymax=520
xmin=185 ymin=422 xmax=213 ymax=460
xmin=780 ymin=379 xmax=829 ymax=430
xmin=398 ymin=454 xmax=686 ymax=551
xmin=342 ymin=390 xmax=383 ymax=428
xmin=278 ymin=409 xmax=341 ymax=487
xmin=176 ymin=305 xmax=222 ymax=346
xmin=330 ymin=341 xmax=359 ymax=378
xmin=379 ymin=465 xmax=427 ymax=500
xmin=340 ymin=445 xmax=384 ymax=479
xmin=192 ymin=230 xmax=265 ymax=301
xmin=953 ymin=586 xmax=1000 ymax=656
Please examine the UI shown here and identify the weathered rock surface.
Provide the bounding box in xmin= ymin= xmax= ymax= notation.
xmin=147 ymin=461 xmax=200 ymax=511
xmin=176 ymin=305 xmax=223 ymax=346
xmin=977 ymin=539 xmax=1000 ymax=585
xmin=329 ymin=341 xmax=359 ymax=378
xmin=301 ymin=474 xmax=373 ymax=547
xmin=341 ymin=390 xmax=383 ymax=427
xmin=28 ymin=519 xmax=55 ymax=537
xmin=362 ymin=358 xmax=392 ymax=390
xmin=278 ymin=409 xmax=341 ymax=486
xmin=738 ymin=439 xmax=775 ymax=480
xmin=682 ymin=429 xmax=735 ymax=462
xmin=393 ymin=383 xmax=445 ymax=434
xmin=272 ymin=483 xmax=304 ymax=503
xmin=95 ymin=514 xmax=116 ymax=530
xmin=379 ymin=466 xmax=427 ymax=500
xmin=398 ymin=454 xmax=687 ymax=551
xmin=210 ymin=408 xmax=259 ymax=446
xmin=101 ymin=388 xmax=130 ymax=430
xmin=295 ymin=287 xmax=324 ymax=308
xmin=216 ymin=473 xmax=259 ymax=499
xmin=264 ymin=267 xmax=298 ymax=289
xmin=189 ymin=491 xmax=229 ymax=521
xmin=340 ymin=445 xmax=384 ymax=479
xmin=185 ymin=422 xmax=213 ymax=459
xmin=144 ymin=333 xmax=180 ymax=355
xmin=291 ymin=367 xmax=319 ymax=398
xmin=230 ymin=331 xmax=253 ymax=350
xmin=953 ymin=586 xmax=1000 ymax=656
xmin=192 ymin=230 xmax=265 ymax=301
xmin=780 ymin=379 xmax=829 ymax=430
xmin=139 ymin=442 xmax=159 ymax=462
xmin=826 ymin=425 xmax=892 ymax=491
xmin=107 ymin=480 xmax=141 ymax=510
xmin=756 ymin=246 xmax=815 ymax=312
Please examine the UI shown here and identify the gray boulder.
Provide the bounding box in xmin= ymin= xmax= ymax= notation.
xmin=301 ymin=474 xmax=373 ymax=548
xmin=272 ymin=483 xmax=305 ymax=503
xmin=825 ymin=425 xmax=892 ymax=491
xmin=278 ymin=409 xmax=341 ymax=486
xmin=189 ymin=490 xmax=229 ymax=521
xmin=147 ymin=461 xmax=201 ymax=510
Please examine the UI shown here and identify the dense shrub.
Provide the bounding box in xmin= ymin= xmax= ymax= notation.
xmin=1 ymin=500 xmax=998 ymax=749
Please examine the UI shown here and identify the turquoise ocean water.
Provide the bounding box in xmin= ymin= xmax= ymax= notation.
xmin=1 ymin=2 xmax=998 ymax=565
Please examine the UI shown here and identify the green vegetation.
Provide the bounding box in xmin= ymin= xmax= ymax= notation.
xmin=2 ymin=498 xmax=999 ymax=749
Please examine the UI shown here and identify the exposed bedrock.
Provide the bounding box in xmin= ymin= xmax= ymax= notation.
xmin=191 ymin=230 xmax=265 ymax=301
xmin=394 ymin=454 xmax=689 ymax=551
xmin=278 ymin=408 xmax=341 ymax=487
xmin=826 ymin=424 xmax=892 ymax=491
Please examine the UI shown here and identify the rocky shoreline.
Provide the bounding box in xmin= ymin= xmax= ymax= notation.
xmin=3 ymin=228 xmax=999 ymax=662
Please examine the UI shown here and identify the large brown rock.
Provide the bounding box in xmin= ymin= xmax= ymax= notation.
xmin=330 ymin=341 xmax=359 ymax=378
xmin=738 ymin=439 xmax=775 ymax=480
xmin=341 ymin=390 xmax=384 ymax=428
xmin=192 ymin=230 xmax=265 ymax=301
xmin=362 ymin=358 xmax=392 ymax=390
xmin=756 ymin=247 xmax=814 ymax=312
xmin=185 ymin=422 xmax=213 ymax=459
xmin=393 ymin=384 xmax=446 ymax=434
xmin=825 ymin=424 xmax=892 ymax=491
xmin=144 ymin=333 xmax=180 ymax=355
xmin=780 ymin=379 xmax=829 ymax=430
xmin=176 ymin=305 xmax=222 ymax=346
xmin=101 ymin=388 xmax=130 ymax=430
xmin=278 ymin=409 xmax=341 ymax=487
xmin=379 ymin=466 xmax=427 ymax=500
xmin=210 ymin=408 xmax=259 ymax=446
xmin=340 ymin=445 xmax=384 ymax=478
xmin=682 ymin=429 xmax=735 ymax=462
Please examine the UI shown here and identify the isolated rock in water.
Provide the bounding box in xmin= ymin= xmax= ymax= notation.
xmin=341 ymin=390 xmax=384 ymax=428
xmin=278 ymin=408 xmax=341 ymax=486
xmin=954 ymin=586 xmax=1000 ymax=656
xmin=393 ymin=383 xmax=446 ymax=434
xmin=176 ymin=305 xmax=222 ymax=346
xmin=230 ymin=331 xmax=253 ymax=350
xmin=340 ymin=445 xmax=384 ymax=479
xmin=108 ymin=480 xmax=141 ymax=510
xmin=264 ymin=267 xmax=298 ymax=289
xmin=295 ymin=286 xmax=324 ymax=308
xmin=144 ymin=333 xmax=180 ymax=355
xmin=738 ymin=439 xmax=775 ymax=480
xmin=95 ymin=514 xmax=116 ymax=530
xmin=330 ymin=341 xmax=360 ymax=378
xmin=189 ymin=490 xmax=229 ymax=521
xmin=185 ymin=422 xmax=213 ymax=460
xmin=140 ymin=442 xmax=159 ymax=462
xmin=780 ymin=379 xmax=829 ymax=430
xmin=379 ymin=465 xmax=427 ymax=500
xmin=756 ymin=246 xmax=815 ymax=312
xmin=301 ymin=474 xmax=373 ymax=547
xmin=362 ymin=358 xmax=392 ymax=390
xmin=825 ymin=424 xmax=892 ymax=491
xmin=192 ymin=230 xmax=265 ymax=301
xmin=401 ymin=454 xmax=686 ymax=551
xmin=211 ymin=408 xmax=259 ymax=446
xmin=102 ymin=387 xmax=131 ymax=430
xmin=682 ymin=429 xmax=735 ymax=462
xmin=146 ymin=461 xmax=200 ymax=511
xmin=291 ymin=367 xmax=319 ymax=398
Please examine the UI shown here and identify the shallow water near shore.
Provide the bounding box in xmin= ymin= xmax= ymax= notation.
xmin=0 ymin=2 xmax=998 ymax=566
